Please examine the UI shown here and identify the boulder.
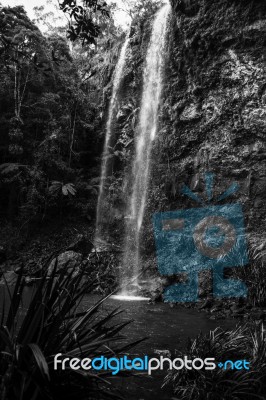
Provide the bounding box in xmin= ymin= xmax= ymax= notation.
xmin=149 ymin=290 xmax=163 ymax=303
xmin=0 ymin=271 xmax=18 ymax=286
xmin=67 ymin=234 xmax=94 ymax=256
xmin=199 ymin=298 xmax=213 ymax=310
xmin=48 ymin=251 xmax=82 ymax=277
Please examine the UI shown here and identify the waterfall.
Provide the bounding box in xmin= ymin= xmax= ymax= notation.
xmin=95 ymin=35 xmax=130 ymax=246
xmin=122 ymin=4 xmax=171 ymax=292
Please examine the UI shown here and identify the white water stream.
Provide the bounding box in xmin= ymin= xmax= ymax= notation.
xmin=95 ymin=35 xmax=130 ymax=245
xmin=122 ymin=4 xmax=171 ymax=292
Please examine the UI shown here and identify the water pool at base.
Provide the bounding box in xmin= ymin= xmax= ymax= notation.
xmin=81 ymin=295 xmax=237 ymax=400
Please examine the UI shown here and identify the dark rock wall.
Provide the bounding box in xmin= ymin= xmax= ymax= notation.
xmin=144 ymin=0 xmax=266 ymax=255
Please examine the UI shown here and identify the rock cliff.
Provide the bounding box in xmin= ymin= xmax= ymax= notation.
xmin=147 ymin=0 xmax=266 ymax=253
xmin=101 ymin=0 xmax=266 ymax=264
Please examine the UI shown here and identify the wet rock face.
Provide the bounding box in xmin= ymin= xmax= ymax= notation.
xmin=146 ymin=0 xmax=266 ymax=250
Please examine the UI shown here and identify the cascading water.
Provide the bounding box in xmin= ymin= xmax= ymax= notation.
xmin=122 ymin=4 xmax=171 ymax=293
xmin=95 ymin=35 xmax=130 ymax=247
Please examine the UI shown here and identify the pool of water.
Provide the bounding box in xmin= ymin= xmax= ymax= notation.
xmin=80 ymin=295 xmax=237 ymax=400
xmin=0 ymin=287 xmax=237 ymax=399
xmin=82 ymin=295 xmax=236 ymax=355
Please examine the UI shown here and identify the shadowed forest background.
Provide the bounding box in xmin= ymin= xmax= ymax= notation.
xmin=0 ymin=1 xmax=162 ymax=268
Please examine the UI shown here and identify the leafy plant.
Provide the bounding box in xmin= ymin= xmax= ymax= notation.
xmin=164 ymin=324 xmax=266 ymax=400
xmin=233 ymin=237 xmax=266 ymax=307
xmin=0 ymin=259 xmax=144 ymax=400
xmin=49 ymin=181 xmax=77 ymax=197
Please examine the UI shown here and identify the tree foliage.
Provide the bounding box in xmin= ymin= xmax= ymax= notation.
xmin=0 ymin=0 xmax=163 ymax=234
xmin=116 ymin=0 xmax=163 ymax=21
xmin=59 ymin=0 xmax=110 ymax=45
xmin=0 ymin=5 xmax=103 ymax=225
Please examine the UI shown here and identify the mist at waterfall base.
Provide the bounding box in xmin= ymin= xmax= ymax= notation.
xmin=95 ymin=4 xmax=171 ymax=300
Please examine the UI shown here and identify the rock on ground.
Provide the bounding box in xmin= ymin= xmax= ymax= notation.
xmin=48 ymin=251 xmax=82 ymax=276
